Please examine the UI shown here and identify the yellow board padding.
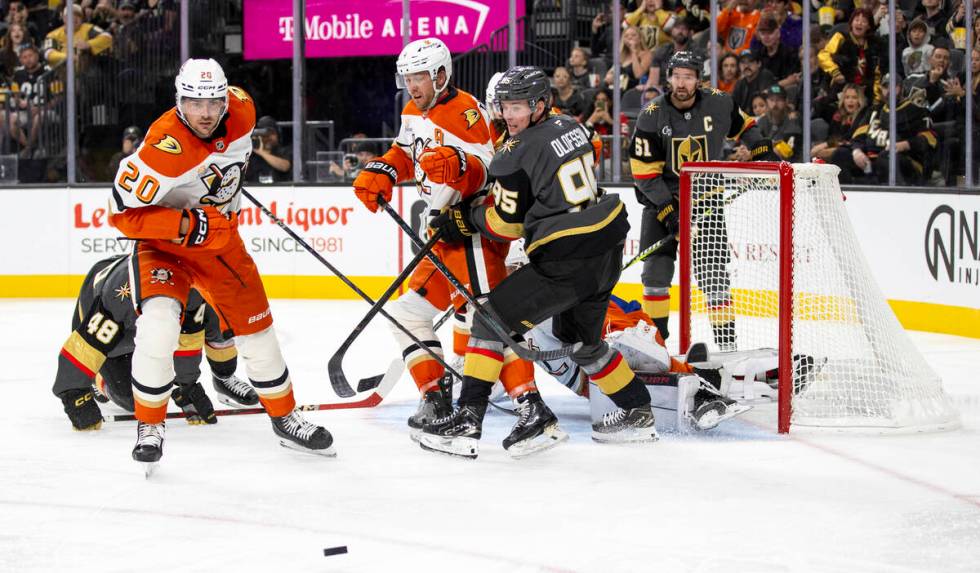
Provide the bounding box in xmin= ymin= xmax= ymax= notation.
xmin=0 ymin=275 xmax=398 ymax=300
xmin=3 ymin=276 xmax=979 ymax=339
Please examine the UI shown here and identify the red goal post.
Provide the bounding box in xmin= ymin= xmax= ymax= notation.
xmin=677 ymin=161 xmax=958 ymax=434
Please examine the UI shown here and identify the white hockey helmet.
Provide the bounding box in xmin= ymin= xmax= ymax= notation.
xmin=175 ymin=58 xmax=228 ymax=120
xmin=396 ymin=38 xmax=452 ymax=106
xmin=485 ymin=72 xmax=505 ymax=119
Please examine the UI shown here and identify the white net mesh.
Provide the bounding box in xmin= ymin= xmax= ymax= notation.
xmin=683 ymin=163 xmax=958 ymax=431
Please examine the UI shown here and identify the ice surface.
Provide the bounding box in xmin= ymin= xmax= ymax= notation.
xmin=1 ymin=299 xmax=978 ymax=572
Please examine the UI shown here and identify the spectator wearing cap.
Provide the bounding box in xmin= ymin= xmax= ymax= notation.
xmin=759 ymin=0 xmax=802 ymax=50
xmin=647 ymin=16 xmax=705 ymax=91
xmin=107 ymin=124 xmax=142 ymax=177
xmin=818 ymin=8 xmax=881 ymax=103
xmin=246 ymin=115 xmax=292 ymax=183
xmin=8 ymin=42 xmax=48 ymax=158
xmin=752 ymin=12 xmax=801 ymax=90
xmin=43 ymin=4 xmax=112 ymax=69
xmin=110 ymin=1 xmax=140 ymax=61
xmin=733 ymin=49 xmax=776 ymax=113
xmin=718 ymin=0 xmax=761 ymax=55
xmin=903 ymin=18 xmax=935 ymax=77
xmin=329 ymin=139 xmax=379 ymax=181
xmin=756 ymin=84 xmax=802 ymax=161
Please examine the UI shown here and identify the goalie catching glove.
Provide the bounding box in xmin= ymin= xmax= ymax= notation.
xmin=180 ymin=206 xmax=235 ymax=250
xmin=419 ymin=146 xmax=467 ymax=184
xmin=428 ymin=203 xmax=476 ymax=243
xmin=353 ymin=160 xmax=398 ymax=213
xmin=656 ymin=197 xmax=680 ymax=235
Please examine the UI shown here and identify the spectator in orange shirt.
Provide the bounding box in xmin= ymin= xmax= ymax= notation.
xmin=718 ymin=0 xmax=761 ymax=54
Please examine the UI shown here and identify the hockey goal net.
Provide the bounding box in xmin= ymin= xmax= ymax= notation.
xmin=678 ymin=161 xmax=958 ymax=433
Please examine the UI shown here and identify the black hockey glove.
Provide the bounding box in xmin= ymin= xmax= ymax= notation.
xmin=172 ymin=382 xmax=217 ymax=425
xmin=656 ymin=197 xmax=680 ymax=235
xmin=59 ymin=388 xmax=103 ymax=431
xmin=428 ymin=204 xmax=476 ymax=243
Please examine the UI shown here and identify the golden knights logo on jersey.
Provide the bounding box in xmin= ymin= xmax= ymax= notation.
xmin=670 ymin=135 xmax=708 ymax=175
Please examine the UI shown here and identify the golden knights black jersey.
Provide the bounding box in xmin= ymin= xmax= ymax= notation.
xmin=53 ymin=255 xmax=217 ymax=395
xmin=471 ymin=114 xmax=629 ymax=262
xmin=629 ymin=88 xmax=772 ymax=208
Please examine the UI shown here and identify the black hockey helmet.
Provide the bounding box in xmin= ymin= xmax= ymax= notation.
xmin=493 ymin=66 xmax=551 ymax=111
xmin=667 ymin=51 xmax=703 ymax=78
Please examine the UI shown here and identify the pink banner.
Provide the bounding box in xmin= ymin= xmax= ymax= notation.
xmin=244 ymin=0 xmax=523 ymax=60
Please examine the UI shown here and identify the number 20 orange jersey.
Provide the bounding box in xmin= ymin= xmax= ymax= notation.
xmin=108 ymin=86 xmax=256 ymax=241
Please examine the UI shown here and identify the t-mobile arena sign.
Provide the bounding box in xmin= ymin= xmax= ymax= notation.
xmin=244 ymin=0 xmax=523 ymax=60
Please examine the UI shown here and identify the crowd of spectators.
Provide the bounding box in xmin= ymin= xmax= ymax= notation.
xmin=0 ymin=0 xmax=177 ymax=180
xmin=542 ymin=0 xmax=980 ymax=186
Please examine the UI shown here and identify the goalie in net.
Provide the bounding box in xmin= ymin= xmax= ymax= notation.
xmin=628 ymin=50 xmax=776 ymax=351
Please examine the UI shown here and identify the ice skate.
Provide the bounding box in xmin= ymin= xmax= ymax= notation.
xmin=690 ymin=392 xmax=752 ymax=430
xmin=418 ymin=404 xmax=485 ymax=459
xmin=271 ymin=409 xmax=336 ymax=457
xmin=407 ymin=389 xmax=451 ymax=442
xmin=212 ymin=374 xmax=259 ymax=408
xmin=91 ymin=375 xmax=109 ymax=404
xmin=592 ymin=405 xmax=660 ymax=444
xmin=502 ymin=393 xmax=568 ymax=459
xmin=132 ymin=421 xmax=165 ymax=478
xmin=172 ymin=382 xmax=217 ymax=425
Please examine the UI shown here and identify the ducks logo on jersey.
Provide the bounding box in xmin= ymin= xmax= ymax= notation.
xmin=199 ymin=162 xmax=245 ymax=205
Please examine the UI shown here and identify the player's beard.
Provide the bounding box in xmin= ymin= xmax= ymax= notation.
xmin=671 ymin=87 xmax=695 ymax=104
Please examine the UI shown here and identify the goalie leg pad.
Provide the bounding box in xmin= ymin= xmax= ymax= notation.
xmin=132 ymin=297 xmax=181 ymax=422
xmin=606 ymin=323 xmax=671 ymax=373
xmin=236 ymin=326 xmax=295 ymax=417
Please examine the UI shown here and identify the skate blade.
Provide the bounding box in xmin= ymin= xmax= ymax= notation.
xmin=278 ymin=439 xmax=337 ymax=457
xmin=696 ymin=403 xmax=753 ymax=431
xmin=591 ymin=427 xmax=660 ymax=444
xmin=505 ymin=425 xmax=569 ymax=459
xmin=409 ymin=428 xmax=421 ymax=443
xmin=418 ymin=434 xmax=478 ymax=459
xmin=216 ymin=394 xmax=259 ymax=409
xmin=140 ymin=461 xmax=159 ymax=479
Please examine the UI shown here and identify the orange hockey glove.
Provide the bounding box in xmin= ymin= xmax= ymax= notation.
xmin=180 ymin=206 xmax=234 ymax=250
xmin=419 ymin=146 xmax=467 ymax=185
xmin=353 ymin=160 xmax=397 ymax=213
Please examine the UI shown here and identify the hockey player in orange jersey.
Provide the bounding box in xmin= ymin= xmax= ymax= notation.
xmin=351 ymin=38 xmax=542 ymax=452
xmin=109 ymin=58 xmax=334 ymax=472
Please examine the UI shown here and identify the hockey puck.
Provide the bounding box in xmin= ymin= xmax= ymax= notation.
xmin=323 ymin=546 xmax=348 ymax=557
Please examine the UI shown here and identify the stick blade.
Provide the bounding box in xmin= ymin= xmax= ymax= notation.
xmin=327 ymin=353 xmax=357 ymax=398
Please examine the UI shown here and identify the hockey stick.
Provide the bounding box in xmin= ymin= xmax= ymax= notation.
xmin=241 ymin=189 xmax=462 ymax=397
xmin=104 ymin=360 xmax=404 ymax=422
xmin=327 ymin=230 xmax=442 ymax=398
xmin=379 ymin=198 xmax=580 ymax=362
xmin=622 ymin=185 xmax=749 ymax=270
